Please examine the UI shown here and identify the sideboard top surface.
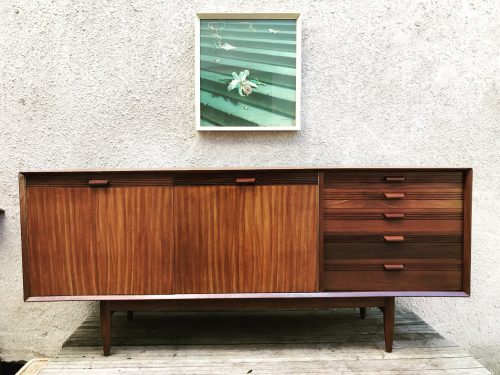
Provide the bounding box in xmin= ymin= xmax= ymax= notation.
xmin=19 ymin=166 xmax=472 ymax=175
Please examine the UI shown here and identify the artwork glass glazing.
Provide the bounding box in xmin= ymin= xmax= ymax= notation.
xmin=196 ymin=14 xmax=300 ymax=130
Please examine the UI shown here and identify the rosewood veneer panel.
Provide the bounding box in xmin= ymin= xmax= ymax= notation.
xmin=95 ymin=187 xmax=174 ymax=295
xmin=26 ymin=187 xmax=99 ymax=296
xmin=174 ymin=184 xmax=318 ymax=294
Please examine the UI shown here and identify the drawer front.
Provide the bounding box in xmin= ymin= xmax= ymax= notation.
xmin=324 ymin=170 xmax=464 ymax=189
xmin=174 ymin=171 xmax=318 ymax=186
xmin=324 ymin=219 xmax=463 ymax=234
xmin=323 ymin=260 xmax=462 ymax=291
xmin=324 ymin=235 xmax=463 ymax=260
xmin=324 ymin=190 xmax=463 ymax=210
xmin=324 ymin=208 xmax=463 ymax=234
xmin=325 ymin=199 xmax=463 ymax=209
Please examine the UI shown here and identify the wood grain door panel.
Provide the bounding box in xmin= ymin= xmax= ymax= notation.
xmin=95 ymin=187 xmax=174 ymax=295
xmin=238 ymin=185 xmax=318 ymax=292
xmin=174 ymin=186 xmax=240 ymax=293
xmin=26 ymin=187 xmax=98 ymax=296
xmin=174 ymin=185 xmax=318 ymax=294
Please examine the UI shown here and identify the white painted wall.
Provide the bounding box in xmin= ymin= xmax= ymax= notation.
xmin=0 ymin=0 xmax=498 ymax=372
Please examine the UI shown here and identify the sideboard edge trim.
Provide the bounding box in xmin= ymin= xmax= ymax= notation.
xmin=26 ymin=291 xmax=469 ymax=302
xmin=19 ymin=173 xmax=30 ymax=301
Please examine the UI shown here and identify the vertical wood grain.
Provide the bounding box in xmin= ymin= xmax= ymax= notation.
xmin=463 ymin=169 xmax=472 ymax=295
xmin=26 ymin=187 xmax=98 ymax=296
xmin=95 ymin=187 xmax=174 ymax=295
xmin=174 ymin=186 xmax=240 ymax=293
xmin=174 ymin=184 xmax=318 ymax=293
xmin=318 ymin=172 xmax=324 ymax=291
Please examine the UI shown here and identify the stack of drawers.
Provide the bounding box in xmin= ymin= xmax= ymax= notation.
xmin=322 ymin=170 xmax=466 ymax=292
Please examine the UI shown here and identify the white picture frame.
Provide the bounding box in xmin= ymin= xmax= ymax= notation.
xmin=195 ymin=13 xmax=301 ymax=131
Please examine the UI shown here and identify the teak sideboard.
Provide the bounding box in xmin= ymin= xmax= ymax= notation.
xmin=19 ymin=167 xmax=472 ymax=355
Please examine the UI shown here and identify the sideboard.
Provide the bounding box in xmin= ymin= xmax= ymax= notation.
xmin=19 ymin=167 xmax=472 ymax=355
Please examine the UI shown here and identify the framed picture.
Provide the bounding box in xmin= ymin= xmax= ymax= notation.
xmin=195 ymin=13 xmax=301 ymax=131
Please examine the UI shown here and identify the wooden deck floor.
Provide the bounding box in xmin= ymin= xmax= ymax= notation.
xmin=36 ymin=308 xmax=489 ymax=374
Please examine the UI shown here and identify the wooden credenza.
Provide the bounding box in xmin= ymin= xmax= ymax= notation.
xmin=19 ymin=168 xmax=472 ymax=355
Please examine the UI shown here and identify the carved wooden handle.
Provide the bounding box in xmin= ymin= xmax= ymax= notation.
xmin=383 ymin=235 xmax=405 ymax=242
xmin=88 ymin=179 xmax=109 ymax=187
xmin=383 ymin=213 xmax=405 ymax=219
xmin=235 ymin=177 xmax=256 ymax=184
xmin=383 ymin=264 xmax=405 ymax=271
xmin=385 ymin=176 xmax=406 ymax=182
xmin=384 ymin=192 xmax=405 ymax=199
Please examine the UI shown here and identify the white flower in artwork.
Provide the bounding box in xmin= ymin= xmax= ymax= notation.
xmin=220 ymin=43 xmax=236 ymax=50
xmin=228 ymin=70 xmax=258 ymax=96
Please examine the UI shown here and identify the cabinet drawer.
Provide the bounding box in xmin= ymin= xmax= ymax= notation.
xmin=324 ymin=235 xmax=463 ymax=260
xmin=324 ymin=198 xmax=463 ymax=210
xmin=174 ymin=171 xmax=318 ymax=186
xmin=324 ymin=191 xmax=462 ymax=212
xmin=324 ymin=170 xmax=464 ymax=189
xmin=324 ymin=219 xmax=463 ymax=234
xmin=323 ymin=260 xmax=462 ymax=291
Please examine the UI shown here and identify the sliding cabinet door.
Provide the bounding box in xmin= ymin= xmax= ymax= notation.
xmin=95 ymin=187 xmax=174 ymax=295
xmin=26 ymin=187 xmax=98 ymax=296
xmin=174 ymin=181 xmax=318 ymax=294
xmin=238 ymin=185 xmax=318 ymax=292
xmin=174 ymin=186 xmax=240 ymax=293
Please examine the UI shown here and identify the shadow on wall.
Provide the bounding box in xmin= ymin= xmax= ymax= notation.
xmin=0 ymin=208 xmax=5 ymax=238
xmin=0 ymin=209 xmax=6 ymax=256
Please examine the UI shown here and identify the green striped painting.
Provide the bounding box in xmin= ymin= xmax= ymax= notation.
xmin=196 ymin=15 xmax=300 ymax=130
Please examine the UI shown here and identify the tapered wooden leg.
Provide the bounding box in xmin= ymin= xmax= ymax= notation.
xmin=383 ymin=297 xmax=395 ymax=353
xmin=100 ymin=301 xmax=111 ymax=356
xmin=359 ymin=307 xmax=366 ymax=319
xmin=127 ymin=311 xmax=134 ymax=321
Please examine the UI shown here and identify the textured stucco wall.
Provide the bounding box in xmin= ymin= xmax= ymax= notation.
xmin=0 ymin=0 xmax=499 ymax=372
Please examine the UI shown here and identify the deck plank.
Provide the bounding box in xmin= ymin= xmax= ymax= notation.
xmin=36 ymin=308 xmax=489 ymax=374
